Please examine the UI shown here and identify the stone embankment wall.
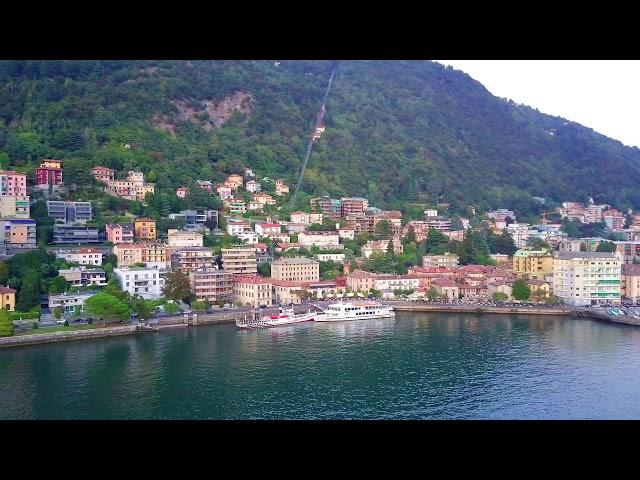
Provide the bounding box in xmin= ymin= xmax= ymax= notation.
xmin=0 ymin=325 xmax=138 ymax=349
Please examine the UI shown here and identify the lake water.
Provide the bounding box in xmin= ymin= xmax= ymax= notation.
xmin=2 ymin=312 xmax=640 ymax=419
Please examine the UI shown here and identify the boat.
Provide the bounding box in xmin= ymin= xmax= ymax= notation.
xmin=236 ymin=307 xmax=322 ymax=329
xmin=313 ymin=300 xmax=395 ymax=322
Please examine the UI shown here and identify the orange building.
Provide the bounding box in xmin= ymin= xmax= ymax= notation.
xmin=134 ymin=218 xmax=156 ymax=240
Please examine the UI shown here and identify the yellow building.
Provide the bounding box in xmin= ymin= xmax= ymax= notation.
xmin=232 ymin=275 xmax=272 ymax=308
xmin=113 ymin=243 xmax=171 ymax=267
xmin=526 ymin=279 xmax=552 ymax=301
xmin=513 ymin=249 xmax=554 ymax=280
xmin=136 ymin=184 xmax=155 ymax=201
xmin=221 ymin=247 xmax=257 ymax=275
xmin=0 ymin=287 xmax=16 ymax=311
xmin=134 ymin=218 xmax=157 ymax=240
xmin=271 ymin=257 xmax=320 ymax=282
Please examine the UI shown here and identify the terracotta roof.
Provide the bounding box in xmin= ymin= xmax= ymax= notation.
xmin=232 ymin=275 xmax=272 ymax=285
xmin=0 ymin=286 xmax=16 ymax=294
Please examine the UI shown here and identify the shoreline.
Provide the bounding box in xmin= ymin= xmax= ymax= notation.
xmin=2 ymin=303 xmax=639 ymax=350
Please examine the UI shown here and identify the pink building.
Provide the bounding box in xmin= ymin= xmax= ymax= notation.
xmin=105 ymin=223 xmax=134 ymax=244
xmin=91 ymin=166 xmax=115 ymax=184
xmin=176 ymin=187 xmax=189 ymax=198
xmin=0 ymin=171 xmax=27 ymax=196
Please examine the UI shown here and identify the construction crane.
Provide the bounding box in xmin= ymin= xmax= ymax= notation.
xmin=289 ymin=65 xmax=337 ymax=210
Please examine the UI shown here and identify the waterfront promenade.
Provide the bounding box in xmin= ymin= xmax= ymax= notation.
xmin=2 ymin=300 xmax=639 ymax=350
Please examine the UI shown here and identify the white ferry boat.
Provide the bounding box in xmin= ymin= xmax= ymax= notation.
xmin=236 ymin=307 xmax=323 ymax=329
xmin=314 ymin=301 xmax=395 ymax=322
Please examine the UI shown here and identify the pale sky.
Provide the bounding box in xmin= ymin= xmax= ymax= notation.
xmin=437 ymin=60 xmax=640 ymax=148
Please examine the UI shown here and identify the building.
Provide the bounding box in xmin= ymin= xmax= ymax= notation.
xmin=237 ymin=231 xmax=260 ymax=244
xmin=0 ymin=219 xmax=37 ymax=248
xmin=52 ymin=224 xmax=100 ymax=244
xmin=271 ymin=257 xmax=320 ymax=282
xmin=614 ymin=241 xmax=640 ymax=263
xmin=559 ymin=239 xmax=583 ymax=253
xmin=105 ymin=223 xmax=134 ymax=244
xmin=298 ymin=231 xmax=340 ymax=249
xmin=169 ymin=210 xmax=208 ymax=231
xmin=167 ymin=230 xmax=203 ymax=248
xmin=487 ymin=281 xmax=514 ymax=301
xmin=422 ymin=253 xmax=459 ymax=268
xmin=340 ymin=197 xmax=369 ymax=217
xmin=189 ymin=269 xmax=233 ymax=303
xmin=134 ymin=218 xmax=157 ymax=240
xmin=176 ymin=187 xmax=189 ymax=198
xmin=105 ymin=171 xmax=154 ymax=201
xmin=226 ymin=219 xmax=252 ymax=236
xmin=196 ymin=180 xmax=214 ymax=192
xmin=90 ymin=166 xmax=115 ymax=184
xmin=431 ymin=278 xmax=460 ymax=300
xmin=272 ymin=280 xmax=306 ymax=305
xmin=487 ymin=209 xmax=517 ymax=222
xmin=315 ymin=253 xmax=346 ymax=263
xmin=338 ymin=228 xmax=355 ymax=240
xmin=247 ymin=201 xmax=264 ymax=211
xmin=526 ymin=279 xmax=552 ymax=300
xmin=621 ymin=264 xmax=640 ymax=303
xmin=0 ymin=286 xmax=16 ymax=311
xmin=245 ymin=180 xmax=261 ymax=193
xmin=275 ymin=179 xmax=289 ymax=196
xmin=255 ymin=223 xmax=281 ymax=237
xmin=216 ymin=184 xmax=233 ymax=200
xmin=345 ymin=270 xmax=379 ymax=293
xmin=506 ymin=223 xmax=539 ymax=249
xmin=553 ymin=252 xmax=621 ymax=306
xmin=512 ymin=249 xmax=554 ymax=280
xmin=47 ymin=201 xmax=92 ymax=224
xmin=345 ymin=212 xmax=376 ymax=235
xmin=221 ymin=247 xmax=257 ymax=275
xmin=114 ymin=266 xmax=165 ymax=300
xmin=426 ymin=218 xmax=451 ymax=232
xmin=48 ymin=292 xmax=97 ymax=315
xmin=603 ymin=210 xmax=625 ymax=231
xmin=35 ymin=159 xmax=63 ymax=187
xmin=0 ymin=171 xmax=27 ymax=196
xmin=226 ymin=174 xmax=244 ymax=189
xmin=51 ymin=247 xmax=103 ymax=266
xmin=225 ymin=198 xmax=247 ymax=215
xmin=0 ymin=196 xmax=29 ymax=218
xmin=289 ymin=211 xmax=323 ymax=225
xmin=253 ymin=192 xmax=276 ymax=206
xmin=113 ymin=243 xmax=171 ymax=268
xmin=311 ymin=196 xmax=341 ymax=219
xmin=490 ymin=253 xmax=511 ymax=265
xmin=232 ymin=275 xmax=273 ymax=307
xmin=362 ymin=238 xmax=403 ymax=258
xmin=424 ymin=209 xmax=439 ymax=218
xmin=173 ymin=247 xmax=217 ymax=273
xmin=58 ymin=267 xmax=107 ymax=287
xmin=374 ymin=275 xmax=421 ymax=292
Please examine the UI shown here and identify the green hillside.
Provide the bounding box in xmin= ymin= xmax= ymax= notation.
xmin=0 ymin=60 xmax=638 ymax=218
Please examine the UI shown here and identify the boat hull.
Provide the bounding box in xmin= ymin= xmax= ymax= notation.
xmin=314 ymin=311 xmax=395 ymax=322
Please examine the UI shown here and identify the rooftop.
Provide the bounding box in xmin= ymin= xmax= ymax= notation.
xmin=555 ymin=252 xmax=618 ymax=260
xmin=0 ymin=286 xmax=16 ymax=294
xmin=232 ymin=275 xmax=272 ymax=285
xmin=272 ymin=257 xmax=319 ymax=265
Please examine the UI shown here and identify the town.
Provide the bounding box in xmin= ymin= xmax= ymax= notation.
xmin=0 ymin=158 xmax=638 ymax=337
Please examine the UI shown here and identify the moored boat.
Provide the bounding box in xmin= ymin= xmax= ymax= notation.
xmin=236 ymin=307 xmax=322 ymax=329
xmin=314 ymin=301 xmax=395 ymax=322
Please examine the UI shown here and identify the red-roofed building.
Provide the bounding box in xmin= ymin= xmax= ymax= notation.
xmin=0 ymin=286 xmax=16 ymax=311
xmin=255 ymin=223 xmax=281 ymax=236
xmin=91 ymin=166 xmax=115 ymax=184
xmin=232 ymin=274 xmax=272 ymax=307
xmin=176 ymin=187 xmax=189 ymax=198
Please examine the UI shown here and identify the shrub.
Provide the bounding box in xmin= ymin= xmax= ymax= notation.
xmin=63 ymin=320 xmax=69 ymax=327
xmin=32 ymin=322 xmax=39 ymax=329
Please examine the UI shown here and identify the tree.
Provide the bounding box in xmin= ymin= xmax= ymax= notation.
xmin=0 ymin=261 xmax=8 ymax=285
xmin=16 ymin=269 xmax=41 ymax=312
xmin=53 ymin=306 xmax=63 ymax=319
xmin=526 ymin=237 xmax=551 ymax=251
xmin=130 ymin=296 xmax=154 ymax=321
xmin=403 ymin=225 xmax=416 ymax=245
xmin=425 ymin=229 xmax=450 ymax=255
xmin=191 ymin=300 xmax=208 ymax=311
xmin=64 ymin=320 xmax=69 ymax=327
xmin=84 ymin=292 xmax=131 ymax=323
xmin=163 ymin=302 xmax=180 ymax=314
xmin=163 ymin=270 xmax=195 ymax=303
xmin=48 ymin=276 xmax=68 ymax=295
xmin=512 ymin=279 xmax=531 ymax=301
xmin=0 ymin=308 xmax=13 ymax=337
xmin=596 ymin=240 xmax=616 ymax=252
xmin=257 ymin=263 xmax=271 ymax=277
xmin=492 ymin=292 xmax=508 ymax=302
xmin=426 ymin=287 xmax=440 ymax=301
xmin=375 ymin=220 xmax=392 ymax=239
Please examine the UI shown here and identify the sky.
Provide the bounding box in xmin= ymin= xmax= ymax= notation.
xmin=436 ymin=61 xmax=640 ymax=148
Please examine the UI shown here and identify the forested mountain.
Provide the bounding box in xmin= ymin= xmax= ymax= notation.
xmin=1 ymin=60 xmax=638 ymax=218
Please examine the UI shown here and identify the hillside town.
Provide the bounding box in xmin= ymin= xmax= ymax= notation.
xmin=0 ymin=159 xmax=638 ymax=335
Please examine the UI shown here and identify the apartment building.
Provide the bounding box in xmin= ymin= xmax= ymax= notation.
xmin=47 ymin=201 xmax=93 ymax=224
xmin=513 ymin=249 xmax=554 ymax=280
xmin=622 ymin=264 xmax=640 ymax=303
xmin=310 ymin=196 xmax=341 ymax=219
xmin=52 ymin=224 xmax=100 ymax=244
xmin=48 ymin=292 xmax=97 ymax=315
xmin=226 ymin=219 xmax=251 ymax=236
xmin=221 ymin=247 xmax=257 ymax=275
xmin=0 ymin=219 xmax=37 ymax=247
xmin=58 ymin=267 xmax=107 ymax=287
xmin=189 ymin=269 xmax=233 ymax=303
xmin=51 ymin=247 xmax=103 ymax=266
xmin=114 ymin=266 xmax=166 ymax=300
xmin=167 ymin=229 xmax=203 ymax=248
xmin=0 ymin=196 xmax=29 ymax=218
xmin=340 ymin=197 xmax=369 ymax=217
xmin=35 ymin=159 xmax=63 ymax=187
xmin=113 ymin=243 xmax=171 ymax=268
xmin=173 ymin=247 xmax=217 ymax=273
xmin=90 ymin=166 xmax=115 ymax=184
xmin=169 ymin=210 xmax=208 ymax=231
xmin=105 ymin=223 xmax=134 ymax=244
xmin=134 ymin=218 xmax=156 ymax=240
xmin=422 ymin=253 xmax=460 ymax=268
xmin=271 ymin=257 xmax=320 ymax=282
xmin=232 ymin=275 xmax=273 ymax=307
xmin=298 ymin=231 xmax=340 ymax=249
xmin=553 ymin=252 xmax=621 ymax=306
xmin=0 ymin=171 xmax=27 ymax=196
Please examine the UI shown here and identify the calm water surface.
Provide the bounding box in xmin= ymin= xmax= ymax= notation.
xmin=1 ymin=312 xmax=640 ymax=419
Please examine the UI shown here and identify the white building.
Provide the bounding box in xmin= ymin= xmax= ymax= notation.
xmin=51 ymin=247 xmax=104 ymax=266
xmin=226 ymin=219 xmax=251 ymax=236
xmin=49 ymin=292 xmax=97 ymax=315
xmin=245 ymin=180 xmax=261 ymax=193
xmin=507 ymin=223 xmax=539 ymax=249
xmin=237 ymin=231 xmax=260 ymax=244
xmin=424 ymin=209 xmax=438 ymax=218
xmin=553 ymin=252 xmax=621 ymax=306
xmin=114 ymin=266 xmax=166 ymax=299
xmin=298 ymin=231 xmax=340 ymax=249
xmin=167 ymin=230 xmax=204 ymax=248
xmin=315 ymin=253 xmax=346 ymax=263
